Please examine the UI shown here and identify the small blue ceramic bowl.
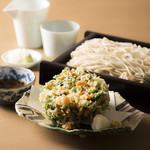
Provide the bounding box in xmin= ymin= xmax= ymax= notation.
xmin=0 ymin=66 xmax=35 ymax=104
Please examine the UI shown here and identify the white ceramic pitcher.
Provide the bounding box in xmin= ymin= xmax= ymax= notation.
xmin=3 ymin=0 xmax=50 ymax=48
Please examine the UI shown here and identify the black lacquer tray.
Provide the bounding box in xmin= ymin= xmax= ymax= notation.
xmin=40 ymin=31 xmax=150 ymax=113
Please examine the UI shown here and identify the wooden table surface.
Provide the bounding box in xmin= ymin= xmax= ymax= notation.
xmin=0 ymin=0 xmax=150 ymax=150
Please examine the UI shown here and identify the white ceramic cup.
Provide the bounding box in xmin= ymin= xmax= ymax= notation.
xmin=40 ymin=20 xmax=80 ymax=58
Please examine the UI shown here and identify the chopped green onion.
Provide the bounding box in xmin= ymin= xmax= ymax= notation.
xmin=91 ymin=91 xmax=103 ymax=101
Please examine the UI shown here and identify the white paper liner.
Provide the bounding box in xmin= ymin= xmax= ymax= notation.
xmin=28 ymin=86 xmax=44 ymax=113
xmin=108 ymin=91 xmax=116 ymax=109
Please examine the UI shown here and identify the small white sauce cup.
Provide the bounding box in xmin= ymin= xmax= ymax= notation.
xmin=40 ymin=20 xmax=80 ymax=58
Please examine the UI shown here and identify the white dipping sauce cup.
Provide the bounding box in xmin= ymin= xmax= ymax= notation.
xmin=40 ymin=20 xmax=80 ymax=58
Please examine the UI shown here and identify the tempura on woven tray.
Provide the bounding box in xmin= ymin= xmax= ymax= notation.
xmin=39 ymin=67 xmax=112 ymax=130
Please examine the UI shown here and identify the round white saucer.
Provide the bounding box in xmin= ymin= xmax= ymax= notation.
xmin=1 ymin=48 xmax=42 ymax=68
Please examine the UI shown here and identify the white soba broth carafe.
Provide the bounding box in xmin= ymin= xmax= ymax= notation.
xmin=3 ymin=0 xmax=50 ymax=48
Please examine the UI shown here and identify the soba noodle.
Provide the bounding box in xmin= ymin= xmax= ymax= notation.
xmin=67 ymin=37 xmax=150 ymax=83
